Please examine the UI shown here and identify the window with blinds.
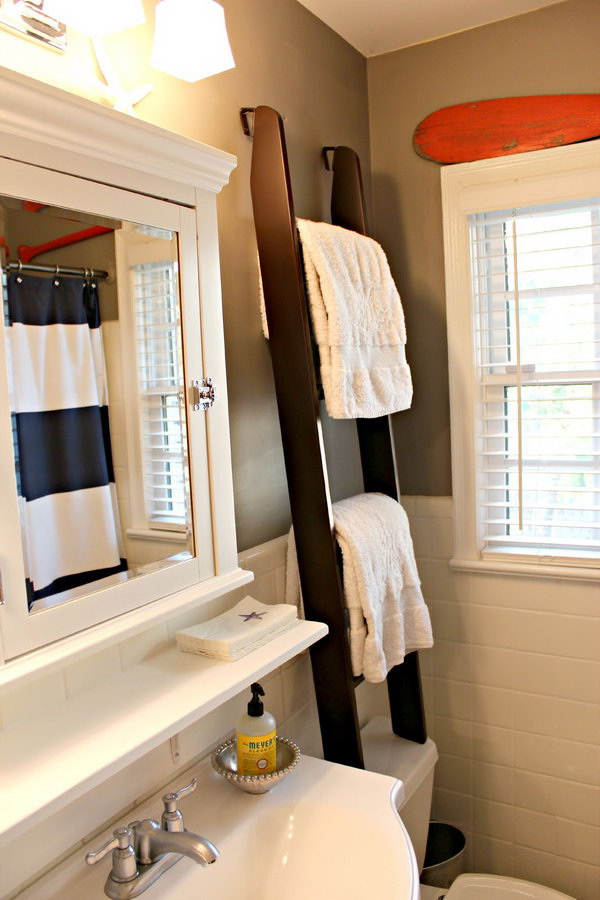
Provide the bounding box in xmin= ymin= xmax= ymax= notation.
xmin=470 ymin=199 xmax=600 ymax=560
xmin=132 ymin=258 xmax=189 ymax=527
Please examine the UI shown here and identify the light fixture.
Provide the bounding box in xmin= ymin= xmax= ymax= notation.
xmin=43 ymin=0 xmax=150 ymax=115
xmin=43 ymin=0 xmax=145 ymax=38
xmin=151 ymin=0 xmax=235 ymax=83
xmin=0 ymin=1 xmax=66 ymax=50
xmin=0 ymin=0 xmax=236 ymax=115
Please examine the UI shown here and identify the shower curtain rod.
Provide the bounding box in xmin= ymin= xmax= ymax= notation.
xmin=4 ymin=261 xmax=109 ymax=280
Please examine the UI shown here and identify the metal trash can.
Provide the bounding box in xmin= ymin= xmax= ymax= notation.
xmin=420 ymin=822 xmax=466 ymax=889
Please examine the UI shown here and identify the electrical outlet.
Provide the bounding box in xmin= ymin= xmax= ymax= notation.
xmin=169 ymin=734 xmax=181 ymax=764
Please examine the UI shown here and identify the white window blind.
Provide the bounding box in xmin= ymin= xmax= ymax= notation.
xmin=132 ymin=257 xmax=189 ymax=527
xmin=470 ymin=198 xmax=600 ymax=560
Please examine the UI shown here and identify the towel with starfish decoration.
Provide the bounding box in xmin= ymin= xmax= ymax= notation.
xmin=175 ymin=596 xmax=298 ymax=661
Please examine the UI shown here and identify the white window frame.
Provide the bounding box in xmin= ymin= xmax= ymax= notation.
xmin=115 ymin=227 xmax=191 ymax=544
xmin=442 ymin=138 xmax=600 ymax=583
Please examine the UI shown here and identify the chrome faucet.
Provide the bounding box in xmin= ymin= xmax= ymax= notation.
xmin=86 ymin=778 xmax=219 ymax=900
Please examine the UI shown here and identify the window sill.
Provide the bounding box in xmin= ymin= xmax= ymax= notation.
xmin=127 ymin=527 xmax=188 ymax=544
xmin=450 ymin=555 xmax=600 ymax=584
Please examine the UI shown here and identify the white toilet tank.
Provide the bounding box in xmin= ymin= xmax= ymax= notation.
xmin=361 ymin=716 xmax=438 ymax=871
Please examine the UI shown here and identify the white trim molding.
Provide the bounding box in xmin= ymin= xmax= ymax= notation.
xmin=451 ymin=556 xmax=600 ymax=584
xmin=0 ymin=65 xmax=236 ymax=200
xmin=442 ymin=137 xmax=600 ymax=581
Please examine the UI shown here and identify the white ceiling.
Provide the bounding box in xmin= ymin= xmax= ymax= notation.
xmin=297 ymin=0 xmax=566 ymax=57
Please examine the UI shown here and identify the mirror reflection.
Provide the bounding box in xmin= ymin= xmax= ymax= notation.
xmin=0 ymin=197 xmax=194 ymax=614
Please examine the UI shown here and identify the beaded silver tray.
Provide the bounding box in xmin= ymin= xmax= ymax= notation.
xmin=211 ymin=736 xmax=300 ymax=794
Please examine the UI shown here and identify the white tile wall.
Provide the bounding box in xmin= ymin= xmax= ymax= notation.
xmin=7 ymin=500 xmax=596 ymax=899
xmin=405 ymin=495 xmax=600 ymax=900
xmin=0 ymin=535 xmax=386 ymax=899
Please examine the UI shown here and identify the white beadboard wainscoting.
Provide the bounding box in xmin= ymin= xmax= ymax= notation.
xmin=0 ymin=536 xmax=388 ymax=899
xmin=404 ymin=496 xmax=600 ymax=900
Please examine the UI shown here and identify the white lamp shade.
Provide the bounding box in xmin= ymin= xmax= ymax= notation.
xmin=43 ymin=0 xmax=146 ymax=37
xmin=151 ymin=0 xmax=235 ymax=82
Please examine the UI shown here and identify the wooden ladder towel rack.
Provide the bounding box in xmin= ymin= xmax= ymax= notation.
xmin=245 ymin=106 xmax=426 ymax=768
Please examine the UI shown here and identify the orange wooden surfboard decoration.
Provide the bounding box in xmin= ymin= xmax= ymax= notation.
xmin=414 ymin=95 xmax=600 ymax=164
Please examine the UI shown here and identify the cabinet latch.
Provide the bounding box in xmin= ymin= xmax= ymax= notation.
xmin=191 ymin=377 xmax=216 ymax=411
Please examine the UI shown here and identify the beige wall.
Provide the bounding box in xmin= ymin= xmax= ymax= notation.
xmin=367 ymin=0 xmax=600 ymax=496
xmin=161 ymin=0 xmax=371 ymax=549
xmin=0 ymin=0 xmax=370 ymax=551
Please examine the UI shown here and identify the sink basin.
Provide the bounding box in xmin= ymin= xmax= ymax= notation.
xmin=21 ymin=754 xmax=419 ymax=900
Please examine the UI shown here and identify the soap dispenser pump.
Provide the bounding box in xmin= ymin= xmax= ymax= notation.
xmin=236 ymin=682 xmax=277 ymax=776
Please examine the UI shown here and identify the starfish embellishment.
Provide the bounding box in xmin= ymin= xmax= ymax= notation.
xmin=239 ymin=611 xmax=267 ymax=622
xmin=77 ymin=38 xmax=153 ymax=117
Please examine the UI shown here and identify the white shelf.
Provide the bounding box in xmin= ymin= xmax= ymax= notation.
xmin=0 ymin=619 xmax=327 ymax=844
xmin=0 ymin=569 xmax=254 ymax=690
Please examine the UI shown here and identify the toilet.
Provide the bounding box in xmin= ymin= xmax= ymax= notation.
xmin=360 ymin=717 xmax=575 ymax=900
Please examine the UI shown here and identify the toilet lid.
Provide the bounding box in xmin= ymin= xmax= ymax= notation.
xmin=444 ymin=874 xmax=575 ymax=900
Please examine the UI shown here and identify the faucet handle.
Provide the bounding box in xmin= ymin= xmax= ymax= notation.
xmin=165 ymin=777 xmax=198 ymax=806
xmin=86 ymin=827 xmax=130 ymax=865
xmin=86 ymin=827 xmax=138 ymax=882
xmin=161 ymin=777 xmax=198 ymax=832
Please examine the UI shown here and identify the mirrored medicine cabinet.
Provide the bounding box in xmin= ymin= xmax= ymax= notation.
xmin=0 ymin=66 xmax=249 ymax=669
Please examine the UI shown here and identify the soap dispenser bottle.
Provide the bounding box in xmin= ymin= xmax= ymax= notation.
xmin=236 ymin=682 xmax=277 ymax=776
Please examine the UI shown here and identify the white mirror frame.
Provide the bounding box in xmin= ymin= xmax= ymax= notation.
xmin=0 ymin=66 xmax=252 ymax=684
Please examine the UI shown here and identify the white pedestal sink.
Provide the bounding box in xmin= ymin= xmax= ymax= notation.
xmin=21 ymin=754 xmax=420 ymax=900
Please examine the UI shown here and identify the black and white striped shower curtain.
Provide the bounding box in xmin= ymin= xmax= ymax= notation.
xmin=6 ymin=272 xmax=127 ymax=609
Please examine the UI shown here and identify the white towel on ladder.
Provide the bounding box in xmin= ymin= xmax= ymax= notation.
xmin=286 ymin=493 xmax=433 ymax=683
xmin=258 ymin=220 xmax=413 ymax=418
xmin=296 ymin=218 xmax=412 ymax=419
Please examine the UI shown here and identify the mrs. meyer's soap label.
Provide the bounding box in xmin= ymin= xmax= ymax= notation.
xmin=236 ymin=730 xmax=276 ymax=775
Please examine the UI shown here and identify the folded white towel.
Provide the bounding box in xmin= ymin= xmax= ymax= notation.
xmin=176 ymin=596 xmax=298 ymax=661
xmin=286 ymin=494 xmax=433 ymax=683
xmin=297 ymin=219 xmax=412 ymax=419
xmin=258 ymin=220 xmax=412 ymax=418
